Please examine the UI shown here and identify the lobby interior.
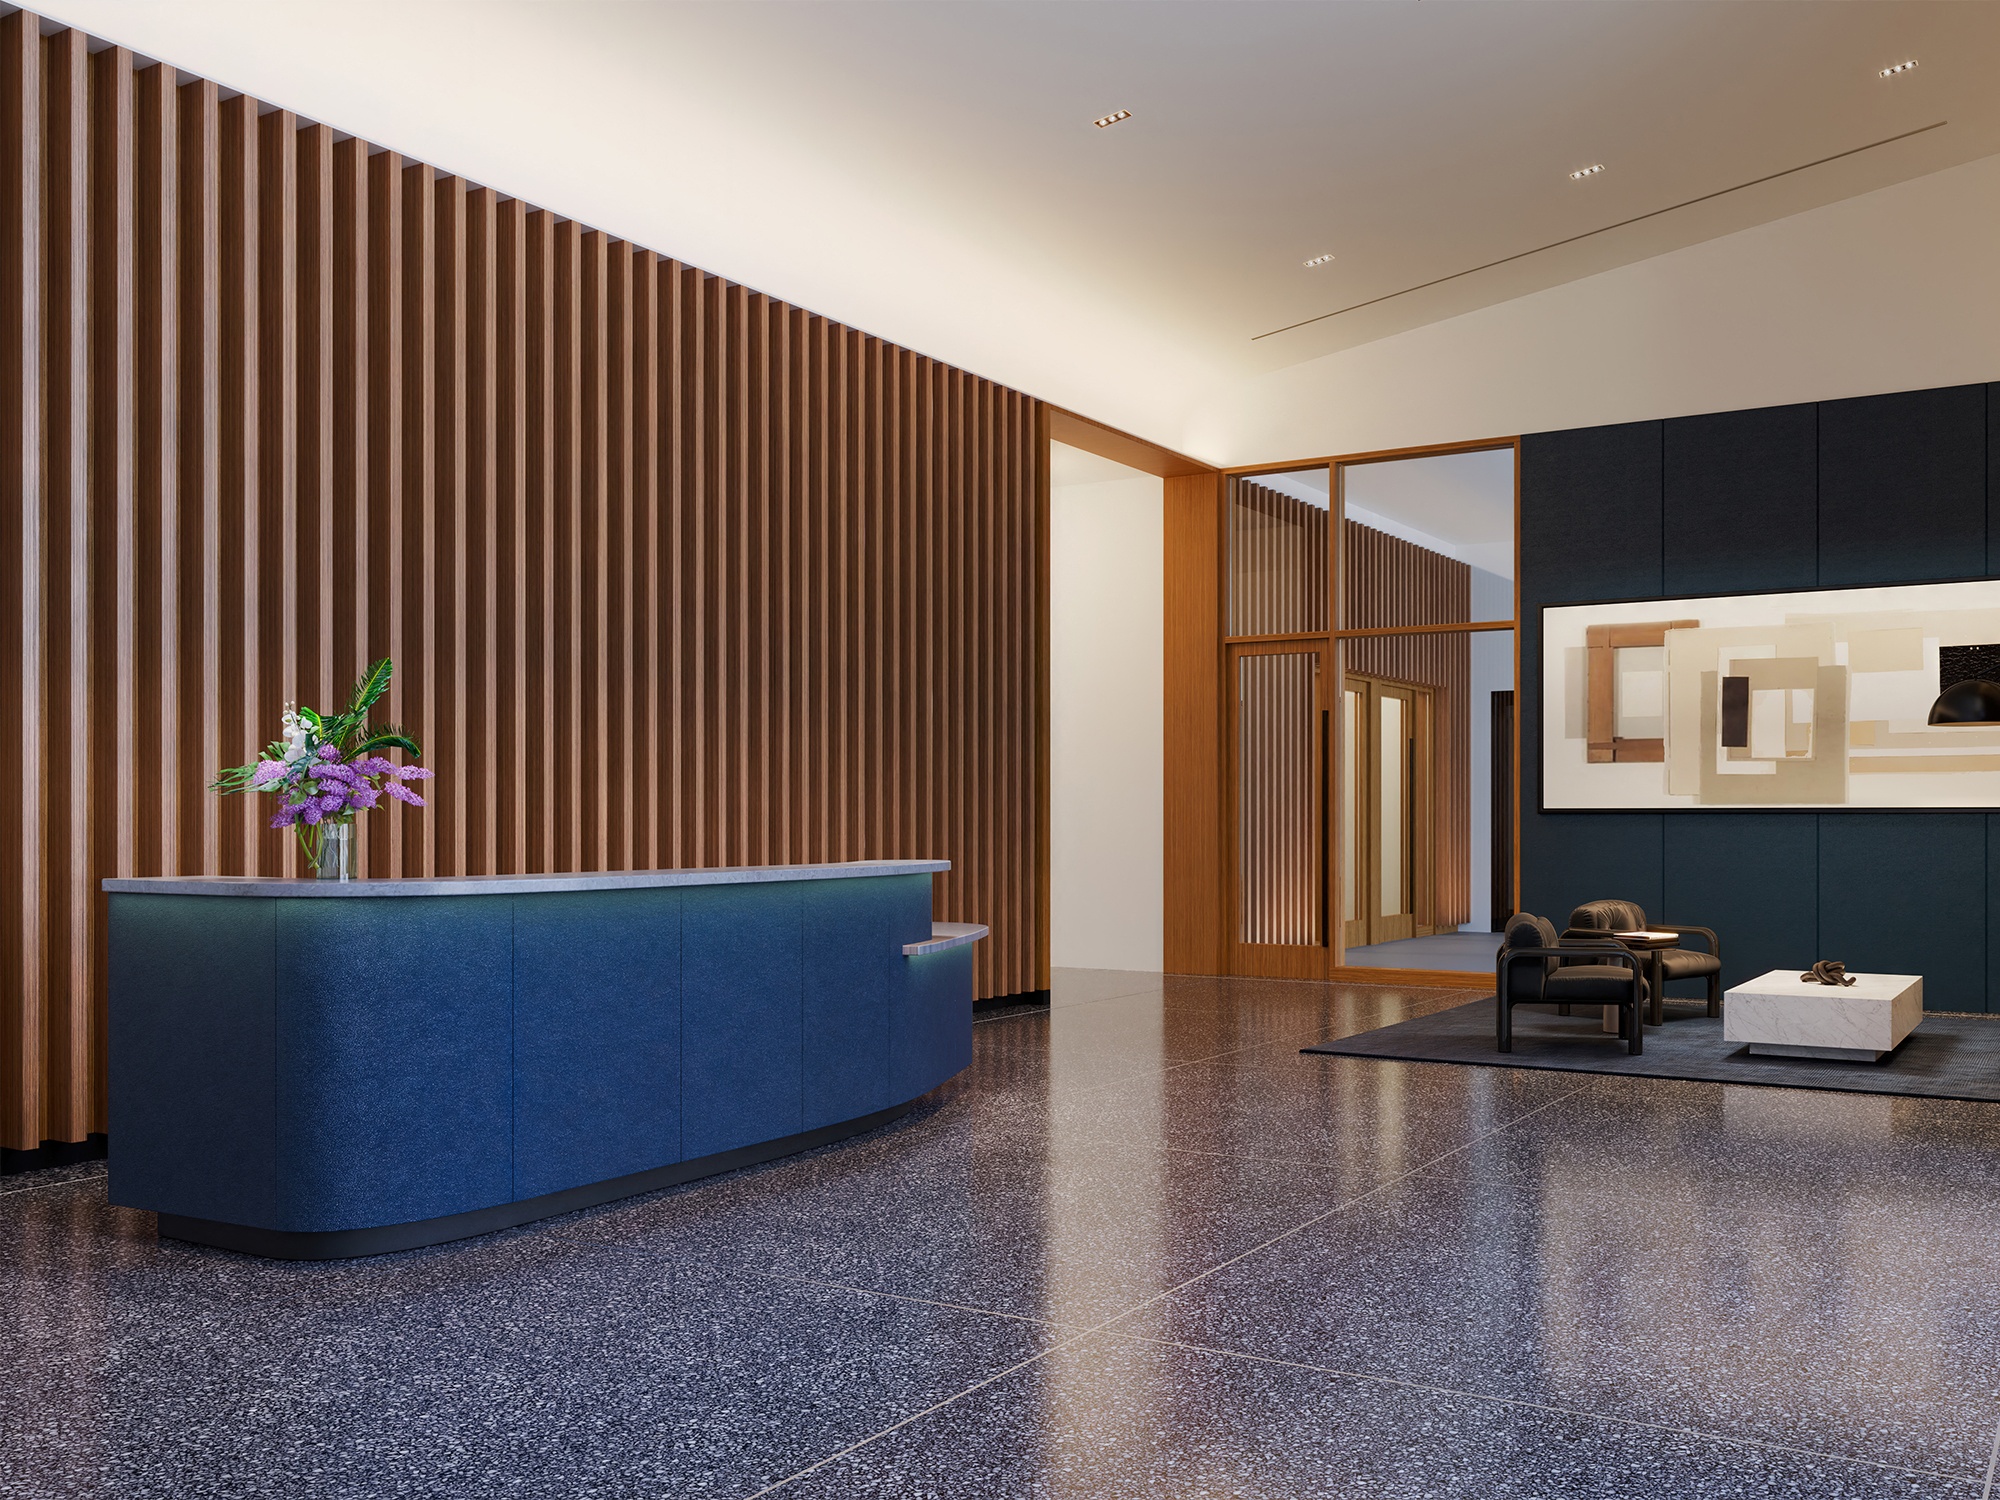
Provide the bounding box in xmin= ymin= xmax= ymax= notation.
xmin=7 ymin=2 xmax=2000 ymax=1496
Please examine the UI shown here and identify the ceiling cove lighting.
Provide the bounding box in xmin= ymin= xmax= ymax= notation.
xmin=1303 ymin=253 xmax=1335 ymax=268
xmin=1569 ymin=164 xmax=1605 ymax=180
xmin=1093 ymin=109 xmax=1131 ymax=129
xmin=1880 ymin=59 xmax=1919 ymax=77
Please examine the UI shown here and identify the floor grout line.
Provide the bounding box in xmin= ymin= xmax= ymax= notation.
xmin=733 ymin=1269 xmax=1057 ymax=1328
xmin=1126 ymin=1336 xmax=1984 ymax=1488
xmin=742 ymin=1077 xmax=1596 ymax=1497
xmin=0 ymin=1167 xmax=108 ymax=1200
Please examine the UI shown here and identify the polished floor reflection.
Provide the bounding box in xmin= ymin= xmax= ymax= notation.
xmin=5 ymin=970 xmax=1996 ymax=1497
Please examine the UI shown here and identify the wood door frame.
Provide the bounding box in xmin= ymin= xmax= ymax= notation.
xmin=1166 ymin=436 xmax=1521 ymax=991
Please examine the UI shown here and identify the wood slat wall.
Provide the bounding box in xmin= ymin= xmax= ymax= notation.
xmin=1226 ymin=479 xmax=1328 ymax=637
xmin=0 ymin=9 xmax=1049 ymax=1153
xmin=1340 ymin=522 xmax=1472 ymax=928
xmin=1234 ymin=651 xmax=1321 ymax=945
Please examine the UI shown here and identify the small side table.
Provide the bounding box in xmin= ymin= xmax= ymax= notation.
xmin=1723 ymin=970 xmax=1923 ymax=1062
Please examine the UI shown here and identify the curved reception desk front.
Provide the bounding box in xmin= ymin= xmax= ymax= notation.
xmin=102 ymin=862 xmax=981 ymax=1259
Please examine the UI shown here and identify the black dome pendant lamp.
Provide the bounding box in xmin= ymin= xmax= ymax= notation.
xmin=1928 ymin=678 xmax=2000 ymax=725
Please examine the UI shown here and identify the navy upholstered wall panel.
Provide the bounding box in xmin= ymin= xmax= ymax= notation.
xmin=1522 ymin=381 xmax=1998 ymax=1011
xmin=1990 ymin=383 xmax=2000 ymax=576
xmin=1662 ymin=815 xmax=1816 ymax=993
xmin=107 ymin=895 xmax=279 ymax=1226
xmin=1663 ymin=405 xmax=1817 ymax=595
xmin=513 ymin=888 xmax=684 ymax=1200
xmin=1519 ymin=423 xmax=1667 ymax=942
xmin=682 ymin=883 xmax=806 ymax=1158
xmin=1820 ymin=815 xmax=1985 ymax=1010
xmin=274 ymin=897 xmax=515 ymax=1231
xmin=1519 ymin=421 xmax=1664 ymax=604
xmin=1818 ymin=385 xmax=1986 ymax=587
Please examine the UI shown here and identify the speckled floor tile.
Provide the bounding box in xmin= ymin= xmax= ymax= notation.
xmin=1111 ymin=1169 xmax=2000 ymax=1477
xmin=554 ymin=1112 xmax=1391 ymax=1326
xmin=772 ymin=1331 xmax=1968 ymax=1498
xmin=1046 ymin=966 xmax=1165 ymax=1008
xmin=1428 ymin=1069 xmax=2000 ymax=1221
xmin=13 ymin=976 xmax=1998 ymax=1499
xmin=0 ymin=1226 xmax=1054 ymax=1500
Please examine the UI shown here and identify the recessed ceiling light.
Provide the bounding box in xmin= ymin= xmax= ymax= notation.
xmin=1303 ymin=253 xmax=1335 ymax=268
xmin=1093 ymin=109 xmax=1131 ymax=129
xmin=1880 ymin=59 xmax=1918 ymax=77
xmin=1569 ymin=164 xmax=1605 ymax=180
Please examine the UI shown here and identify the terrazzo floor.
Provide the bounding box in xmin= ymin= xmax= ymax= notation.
xmin=7 ymin=968 xmax=2000 ymax=1498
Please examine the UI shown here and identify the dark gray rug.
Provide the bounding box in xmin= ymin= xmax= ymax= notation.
xmin=1302 ymin=999 xmax=2000 ymax=1103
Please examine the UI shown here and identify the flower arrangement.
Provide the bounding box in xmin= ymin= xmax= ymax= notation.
xmin=211 ymin=658 xmax=433 ymax=875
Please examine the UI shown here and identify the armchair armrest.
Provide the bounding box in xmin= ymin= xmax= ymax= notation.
xmin=1656 ymin=923 xmax=1719 ymax=957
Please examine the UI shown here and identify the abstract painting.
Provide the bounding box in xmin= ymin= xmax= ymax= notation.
xmin=1542 ymin=579 xmax=2000 ymax=809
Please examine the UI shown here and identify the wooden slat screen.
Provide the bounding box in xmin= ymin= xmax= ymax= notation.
xmin=0 ymin=9 xmax=1048 ymax=1153
xmin=1234 ymin=651 xmax=1322 ymax=946
xmin=1226 ymin=478 xmax=1328 ymax=637
xmin=1341 ymin=523 xmax=1472 ymax=928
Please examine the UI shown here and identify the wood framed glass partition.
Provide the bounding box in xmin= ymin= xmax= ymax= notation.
xmin=1218 ymin=443 xmax=1519 ymax=986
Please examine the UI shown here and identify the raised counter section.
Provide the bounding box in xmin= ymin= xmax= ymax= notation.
xmin=106 ymin=862 xmax=978 ymax=1259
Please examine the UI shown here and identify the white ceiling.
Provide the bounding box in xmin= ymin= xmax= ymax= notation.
xmin=33 ymin=0 xmax=2000 ymax=458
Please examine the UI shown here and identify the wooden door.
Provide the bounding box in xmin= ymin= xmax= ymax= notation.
xmin=1341 ymin=673 xmax=1437 ymax=950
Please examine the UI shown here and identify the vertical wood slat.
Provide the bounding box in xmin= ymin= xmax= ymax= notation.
xmin=0 ymin=8 xmax=1049 ymax=1152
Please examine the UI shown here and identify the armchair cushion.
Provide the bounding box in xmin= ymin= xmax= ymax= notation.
xmin=1659 ymin=948 xmax=1722 ymax=980
xmin=1544 ymin=965 xmax=1645 ymax=1003
xmin=1499 ymin=912 xmax=1559 ymax=999
xmin=1568 ymin=899 xmax=1648 ymax=933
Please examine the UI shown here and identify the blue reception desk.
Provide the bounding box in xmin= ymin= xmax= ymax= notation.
xmin=102 ymin=862 xmax=981 ymax=1259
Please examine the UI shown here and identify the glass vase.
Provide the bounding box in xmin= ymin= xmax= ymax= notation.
xmin=315 ymin=821 xmax=356 ymax=882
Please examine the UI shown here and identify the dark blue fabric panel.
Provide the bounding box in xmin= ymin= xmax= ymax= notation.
xmin=1519 ymin=422 xmax=1663 ymax=605
xmin=1990 ymin=816 xmax=2000 ymax=1015
xmin=1519 ymin=424 xmax=1665 ymax=930
xmin=105 ymin=895 xmax=278 ymax=1225
xmin=1820 ymin=816 xmax=1985 ymax=1012
xmin=1520 ymin=813 xmax=1663 ymax=938
xmin=801 ymin=878 xmax=897 ymax=1131
xmin=682 ymin=883 xmax=805 ymax=1158
xmin=1818 ymin=384 xmax=1987 ymax=587
xmin=513 ymin=888 xmax=683 ymax=1199
xmin=1663 ymin=404 xmax=1817 ymax=595
xmin=1989 ymin=383 xmax=2000 ymax=576
xmin=1663 ymin=815 xmax=1816 ymax=993
xmin=273 ymin=897 xmax=514 ymax=1232
xmin=894 ymin=946 xmax=975 ymax=1102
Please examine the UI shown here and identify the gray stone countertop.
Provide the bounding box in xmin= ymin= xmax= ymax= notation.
xmin=103 ymin=859 xmax=950 ymax=898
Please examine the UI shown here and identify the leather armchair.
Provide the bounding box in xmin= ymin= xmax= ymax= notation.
xmin=1496 ymin=912 xmax=1646 ymax=1056
xmin=1564 ymin=898 xmax=1721 ymax=1022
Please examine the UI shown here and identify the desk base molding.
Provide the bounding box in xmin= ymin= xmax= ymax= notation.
xmin=156 ymin=1095 xmax=930 ymax=1261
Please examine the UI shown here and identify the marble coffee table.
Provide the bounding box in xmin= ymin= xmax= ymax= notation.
xmin=1722 ymin=970 xmax=1923 ymax=1062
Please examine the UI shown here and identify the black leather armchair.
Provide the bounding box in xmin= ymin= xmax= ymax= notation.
xmin=1564 ymin=899 xmax=1721 ymax=1022
xmin=1496 ymin=912 xmax=1647 ymax=1057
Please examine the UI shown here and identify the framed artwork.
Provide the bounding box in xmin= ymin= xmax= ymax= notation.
xmin=1542 ymin=577 xmax=2000 ymax=810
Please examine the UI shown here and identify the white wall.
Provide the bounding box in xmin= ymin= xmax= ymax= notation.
xmin=1185 ymin=151 xmax=2000 ymax=464
xmin=1051 ymin=449 xmax=1164 ymax=973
